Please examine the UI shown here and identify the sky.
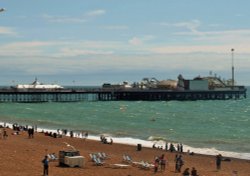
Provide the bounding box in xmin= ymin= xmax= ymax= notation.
xmin=0 ymin=0 xmax=250 ymax=86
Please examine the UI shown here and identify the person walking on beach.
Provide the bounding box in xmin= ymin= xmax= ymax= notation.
xmin=159 ymin=154 xmax=166 ymax=171
xmin=154 ymin=157 xmax=159 ymax=173
xmin=216 ymin=154 xmax=222 ymax=170
xmin=42 ymin=155 xmax=49 ymax=176
xmin=175 ymin=155 xmax=184 ymax=173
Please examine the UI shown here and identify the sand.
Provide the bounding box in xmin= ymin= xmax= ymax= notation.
xmin=0 ymin=128 xmax=249 ymax=176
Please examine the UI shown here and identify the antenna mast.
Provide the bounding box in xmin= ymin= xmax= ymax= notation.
xmin=231 ymin=48 xmax=235 ymax=87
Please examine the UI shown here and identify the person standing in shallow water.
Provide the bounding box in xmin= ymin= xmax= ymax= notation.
xmin=42 ymin=155 xmax=49 ymax=176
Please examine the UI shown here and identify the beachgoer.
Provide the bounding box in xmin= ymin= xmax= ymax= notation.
xmin=232 ymin=170 xmax=238 ymax=176
xmin=3 ymin=129 xmax=8 ymax=139
xmin=28 ymin=128 xmax=33 ymax=138
xmin=70 ymin=131 xmax=73 ymax=138
xmin=216 ymin=154 xmax=222 ymax=170
xmin=191 ymin=167 xmax=198 ymax=176
xmin=170 ymin=143 xmax=175 ymax=152
xmin=42 ymin=155 xmax=49 ymax=176
xmin=175 ymin=155 xmax=184 ymax=173
xmin=109 ymin=138 xmax=113 ymax=145
xmin=154 ymin=157 xmax=159 ymax=173
xmin=165 ymin=142 xmax=168 ymax=151
xmin=160 ymin=159 xmax=166 ymax=171
xmin=159 ymin=154 xmax=166 ymax=171
xmin=180 ymin=143 xmax=183 ymax=152
xmin=84 ymin=131 xmax=88 ymax=139
xmin=182 ymin=168 xmax=190 ymax=176
xmin=177 ymin=143 xmax=180 ymax=152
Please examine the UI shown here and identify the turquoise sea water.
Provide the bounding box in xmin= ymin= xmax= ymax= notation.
xmin=0 ymin=87 xmax=249 ymax=159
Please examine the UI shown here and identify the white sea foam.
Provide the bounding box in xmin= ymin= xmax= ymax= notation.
xmin=55 ymin=127 xmax=250 ymax=160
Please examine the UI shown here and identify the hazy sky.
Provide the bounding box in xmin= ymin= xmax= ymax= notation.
xmin=0 ymin=0 xmax=250 ymax=85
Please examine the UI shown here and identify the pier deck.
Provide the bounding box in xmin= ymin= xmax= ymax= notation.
xmin=0 ymin=86 xmax=247 ymax=102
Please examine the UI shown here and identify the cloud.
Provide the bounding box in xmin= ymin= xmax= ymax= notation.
xmin=42 ymin=14 xmax=86 ymax=23
xmin=0 ymin=42 xmax=249 ymax=85
xmin=160 ymin=20 xmax=202 ymax=35
xmin=86 ymin=9 xmax=106 ymax=17
xmin=128 ymin=35 xmax=155 ymax=46
xmin=161 ymin=20 xmax=250 ymax=44
xmin=175 ymin=29 xmax=250 ymax=48
xmin=59 ymin=48 xmax=113 ymax=57
xmin=0 ymin=41 xmax=65 ymax=57
xmin=158 ymin=20 xmax=250 ymax=53
xmin=0 ymin=26 xmax=17 ymax=36
xmin=0 ymin=40 xmax=121 ymax=57
xmin=129 ymin=37 xmax=143 ymax=46
xmin=42 ymin=9 xmax=106 ymax=24
xmin=150 ymin=43 xmax=250 ymax=55
xmin=103 ymin=25 xmax=128 ymax=30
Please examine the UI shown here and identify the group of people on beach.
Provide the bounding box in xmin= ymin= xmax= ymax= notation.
xmin=1 ymin=122 xmax=231 ymax=176
xmin=167 ymin=143 xmax=183 ymax=152
xmin=100 ymin=135 xmax=113 ymax=144
xmin=56 ymin=129 xmax=88 ymax=139
xmin=154 ymin=154 xmax=167 ymax=173
xmin=175 ymin=154 xmax=198 ymax=176
xmin=152 ymin=153 xmax=198 ymax=176
xmin=152 ymin=142 xmax=184 ymax=153
xmin=182 ymin=167 xmax=198 ymax=176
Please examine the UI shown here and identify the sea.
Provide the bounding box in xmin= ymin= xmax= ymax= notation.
xmin=0 ymin=87 xmax=249 ymax=160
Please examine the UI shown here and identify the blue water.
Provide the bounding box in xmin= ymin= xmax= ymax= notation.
xmin=0 ymin=87 xmax=249 ymax=159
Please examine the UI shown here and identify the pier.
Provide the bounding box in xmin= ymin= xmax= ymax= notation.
xmin=0 ymin=86 xmax=247 ymax=102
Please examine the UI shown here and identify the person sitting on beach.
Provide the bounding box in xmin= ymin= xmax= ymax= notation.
xmin=12 ymin=131 xmax=19 ymax=135
xmin=100 ymin=135 xmax=104 ymax=142
xmin=100 ymin=135 xmax=108 ymax=144
xmin=182 ymin=168 xmax=190 ymax=176
xmin=109 ymin=138 xmax=113 ymax=145
xmin=191 ymin=167 xmax=198 ymax=176
xmin=103 ymin=137 xmax=108 ymax=144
